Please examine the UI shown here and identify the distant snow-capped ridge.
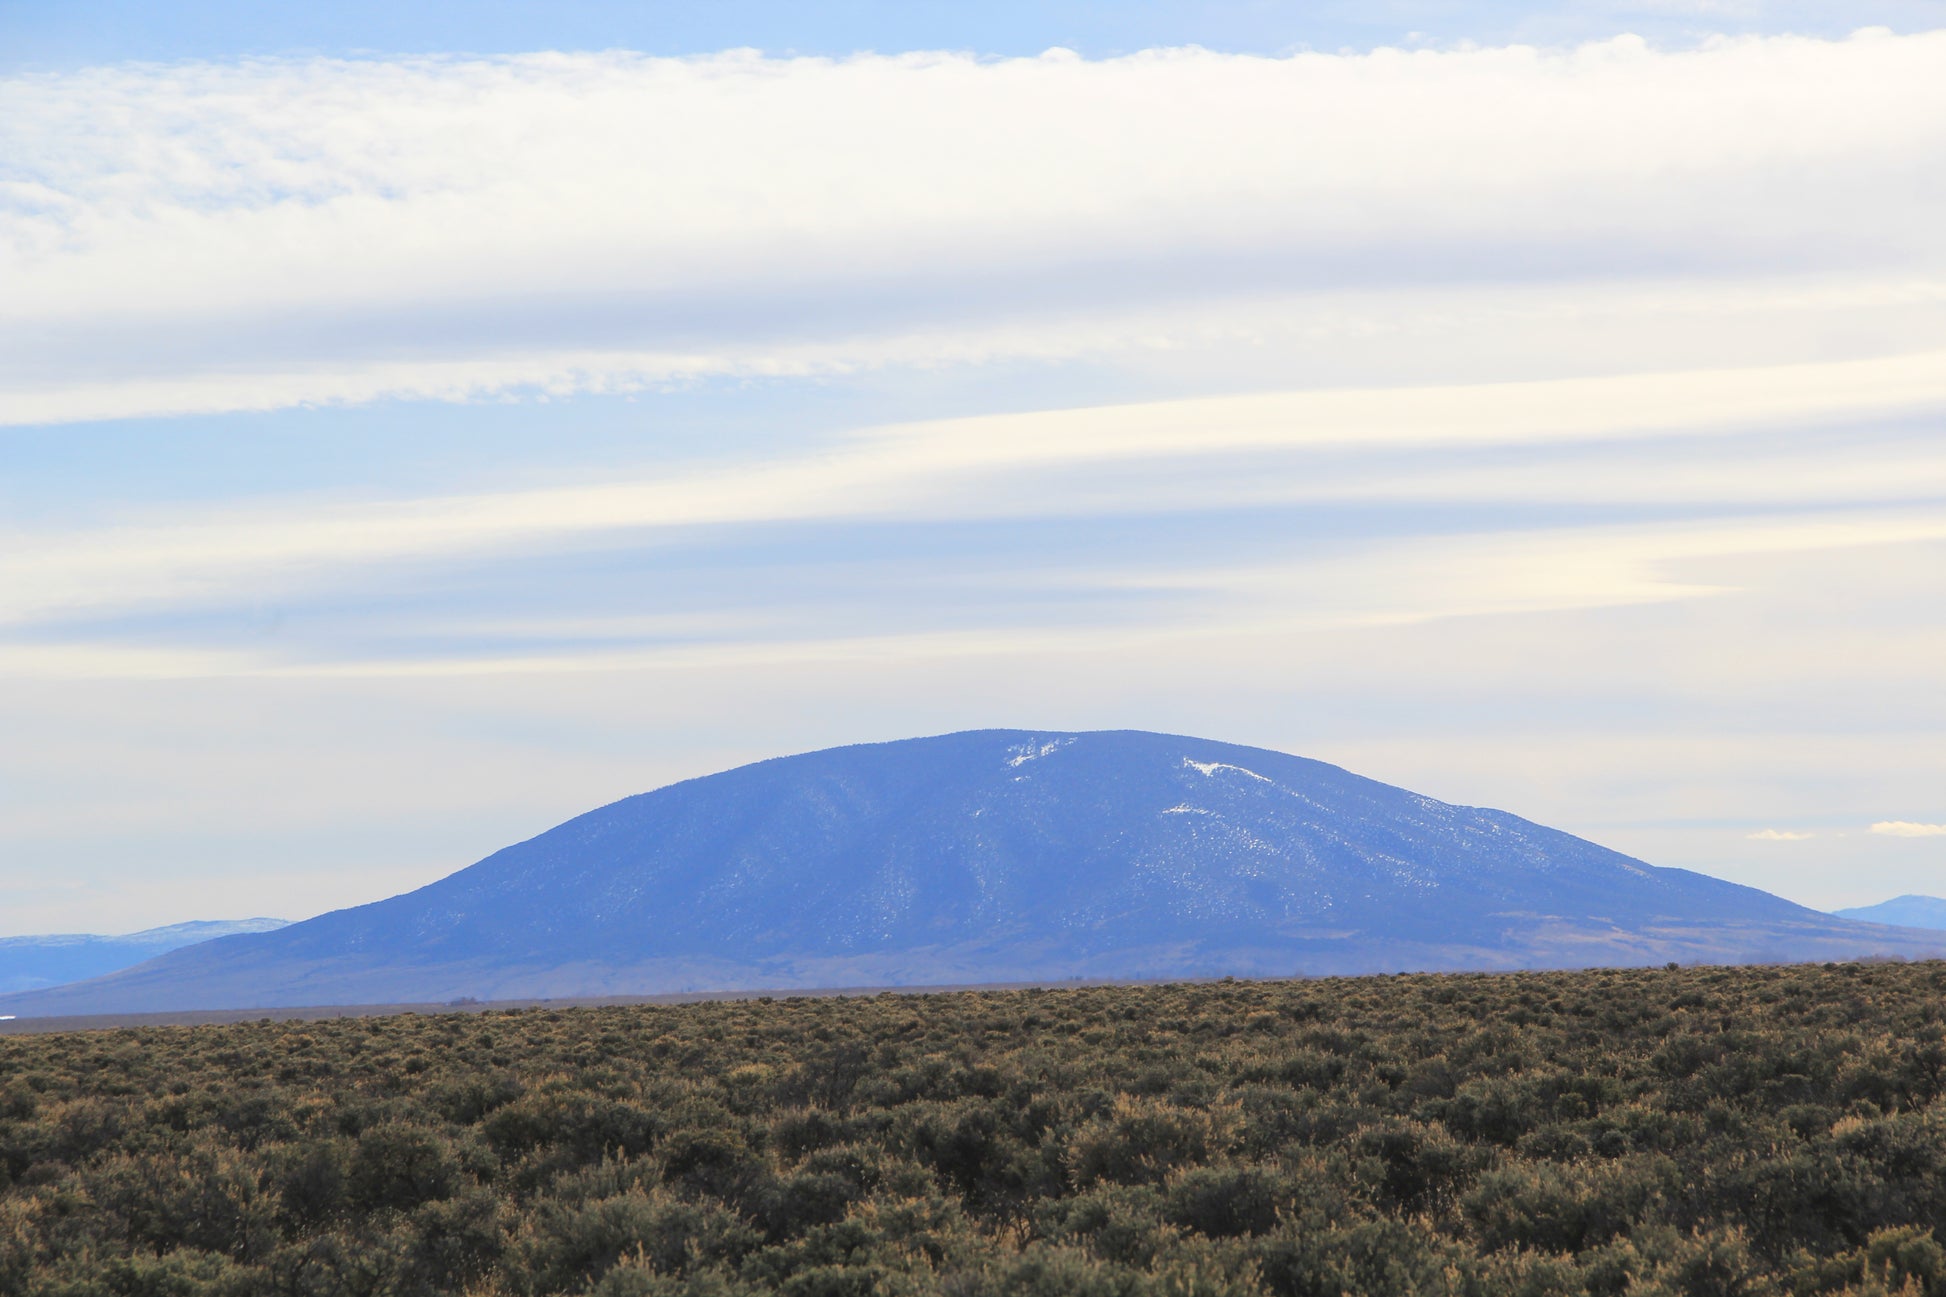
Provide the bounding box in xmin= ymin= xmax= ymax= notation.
xmin=0 ymin=919 xmax=289 ymax=994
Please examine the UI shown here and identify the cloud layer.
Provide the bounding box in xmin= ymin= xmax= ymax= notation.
xmin=6 ymin=349 xmax=1946 ymax=662
xmin=6 ymin=32 xmax=1946 ymax=421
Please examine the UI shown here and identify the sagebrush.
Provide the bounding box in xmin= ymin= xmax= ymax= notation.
xmin=5 ymin=962 xmax=1946 ymax=1295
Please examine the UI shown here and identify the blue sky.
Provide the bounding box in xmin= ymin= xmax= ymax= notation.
xmin=3 ymin=1 xmax=1945 ymax=933
xmin=10 ymin=0 xmax=1943 ymax=67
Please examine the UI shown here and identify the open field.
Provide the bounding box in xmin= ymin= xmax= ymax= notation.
xmin=0 ymin=980 xmax=1136 ymax=1037
xmin=5 ymin=962 xmax=1946 ymax=1295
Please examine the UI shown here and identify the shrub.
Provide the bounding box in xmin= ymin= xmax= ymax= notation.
xmin=345 ymin=1123 xmax=459 ymax=1213
xmin=4 ymin=962 xmax=1946 ymax=1294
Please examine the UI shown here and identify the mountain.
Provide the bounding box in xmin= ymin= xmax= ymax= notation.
xmin=0 ymin=919 xmax=290 ymax=994
xmin=1834 ymin=895 xmax=1946 ymax=930
xmin=3 ymin=730 xmax=1941 ymax=1016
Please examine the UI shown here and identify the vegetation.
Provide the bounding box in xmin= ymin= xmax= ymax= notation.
xmin=5 ymin=961 xmax=1946 ymax=1296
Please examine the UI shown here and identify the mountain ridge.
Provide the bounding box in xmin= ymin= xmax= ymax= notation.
xmin=1834 ymin=895 xmax=1946 ymax=930
xmin=4 ymin=730 xmax=1939 ymax=1015
xmin=0 ymin=919 xmax=290 ymax=994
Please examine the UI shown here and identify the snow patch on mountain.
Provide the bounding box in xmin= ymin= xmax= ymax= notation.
xmin=1007 ymin=737 xmax=1075 ymax=767
xmin=1183 ymin=758 xmax=1273 ymax=782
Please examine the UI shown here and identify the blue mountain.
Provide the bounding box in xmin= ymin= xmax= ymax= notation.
xmin=3 ymin=731 xmax=1939 ymax=1016
xmin=1834 ymin=895 xmax=1946 ymax=930
xmin=0 ymin=919 xmax=289 ymax=994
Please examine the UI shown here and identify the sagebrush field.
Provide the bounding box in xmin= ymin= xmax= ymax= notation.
xmin=6 ymin=963 xmax=1946 ymax=1296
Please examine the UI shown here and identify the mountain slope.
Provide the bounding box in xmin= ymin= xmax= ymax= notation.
xmin=4 ymin=730 xmax=1939 ymax=1015
xmin=1834 ymin=895 xmax=1946 ymax=930
xmin=0 ymin=919 xmax=290 ymax=994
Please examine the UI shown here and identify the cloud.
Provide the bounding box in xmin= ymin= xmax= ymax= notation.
xmin=4 ymin=350 xmax=1944 ymax=636
xmin=6 ymin=499 xmax=1945 ymax=683
xmin=1747 ymin=828 xmax=1814 ymax=840
xmin=1870 ymin=821 xmax=1946 ymax=837
xmin=5 ymin=32 xmax=1945 ymax=422
xmin=0 ymin=644 xmax=254 ymax=681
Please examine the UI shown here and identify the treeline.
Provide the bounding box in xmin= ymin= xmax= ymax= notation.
xmin=5 ymin=961 xmax=1946 ymax=1295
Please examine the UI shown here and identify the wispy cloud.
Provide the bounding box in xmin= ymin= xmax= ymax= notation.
xmin=1870 ymin=821 xmax=1946 ymax=837
xmin=6 ymin=33 xmax=1945 ymax=422
xmin=4 ymin=351 xmax=1944 ymax=636
xmin=7 ymin=500 xmax=1946 ymax=682
xmin=1747 ymin=828 xmax=1813 ymax=841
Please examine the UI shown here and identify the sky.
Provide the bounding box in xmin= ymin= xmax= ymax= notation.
xmin=3 ymin=0 xmax=1945 ymax=935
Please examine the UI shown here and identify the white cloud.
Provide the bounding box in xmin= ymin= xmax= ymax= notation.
xmin=6 ymin=502 xmax=1945 ymax=683
xmin=0 ymin=644 xmax=256 ymax=681
xmin=5 ymin=32 xmax=1945 ymax=422
xmin=1747 ymin=828 xmax=1814 ymax=840
xmin=4 ymin=350 xmax=1944 ymax=632
xmin=1870 ymin=821 xmax=1946 ymax=837
xmin=5 ymin=269 xmax=1944 ymax=428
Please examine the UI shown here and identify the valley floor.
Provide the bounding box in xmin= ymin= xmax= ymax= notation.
xmin=4 ymin=962 xmax=1946 ymax=1295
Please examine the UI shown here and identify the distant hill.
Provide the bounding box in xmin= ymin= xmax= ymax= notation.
xmin=1834 ymin=895 xmax=1946 ymax=930
xmin=3 ymin=730 xmax=1941 ymax=1016
xmin=0 ymin=919 xmax=290 ymax=993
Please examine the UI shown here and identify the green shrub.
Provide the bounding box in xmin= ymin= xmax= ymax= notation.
xmin=4 ymin=962 xmax=1946 ymax=1294
xmin=346 ymin=1122 xmax=459 ymax=1213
